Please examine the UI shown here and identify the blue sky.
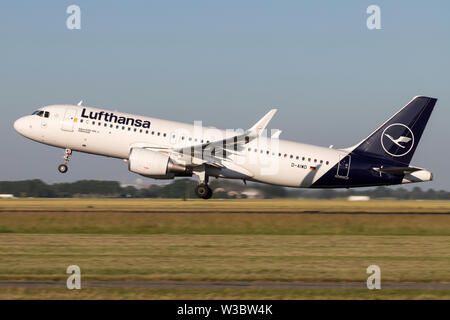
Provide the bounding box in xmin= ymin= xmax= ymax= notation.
xmin=1 ymin=1 xmax=449 ymax=189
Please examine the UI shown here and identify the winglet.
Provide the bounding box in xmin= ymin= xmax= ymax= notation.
xmin=271 ymin=129 xmax=282 ymax=139
xmin=248 ymin=109 xmax=277 ymax=136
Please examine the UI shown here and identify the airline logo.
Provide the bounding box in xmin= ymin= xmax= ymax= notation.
xmin=381 ymin=123 xmax=414 ymax=157
xmin=81 ymin=108 xmax=151 ymax=128
xmin=384 ymin=134 xmax=412 ymax=148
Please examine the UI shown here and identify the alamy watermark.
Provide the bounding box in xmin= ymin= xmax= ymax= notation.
xmin=66 ymin=265 xmax=81 ymax=289
xmin=66 ymin=5 xmax=81 ymax=30
xmin=366 ymin=5 xmax=381 ymax=30
xmin=168 ymin=121 xmax=282 ymax=176
xmin=366 ymin=265 xmax=381 ymax=289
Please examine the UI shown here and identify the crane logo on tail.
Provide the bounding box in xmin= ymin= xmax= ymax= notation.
xmin=381 ymin=123 xmax=414 ymax=157
xmin=384 ymin=134 xmax=412 ymax=148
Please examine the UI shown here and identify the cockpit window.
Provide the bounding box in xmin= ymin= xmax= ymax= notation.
xmin=44 ymin=111 xmax=50 ymax=118
xmin=32 ymin=110 xmax=45 ymax=117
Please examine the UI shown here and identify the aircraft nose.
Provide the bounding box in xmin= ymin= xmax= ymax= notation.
xmin=14 ymin=117 xmax=26 ymax=134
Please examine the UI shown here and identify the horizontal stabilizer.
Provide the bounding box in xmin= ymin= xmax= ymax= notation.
xmin=372 ymin=166 xmax=423 ymax=177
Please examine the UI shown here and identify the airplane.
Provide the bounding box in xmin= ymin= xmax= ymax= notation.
xmin=13 ymin=96 xmax=437 ymax=199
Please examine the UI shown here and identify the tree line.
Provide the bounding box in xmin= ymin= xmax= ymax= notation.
xmin=0 ymin=179 xmax=449 ymax=200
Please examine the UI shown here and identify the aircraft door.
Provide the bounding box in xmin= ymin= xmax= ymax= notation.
xmin=335 ymin=155 xmax=351 ymax=179
xmin=61 ymin=109 xmax=77 ymax=132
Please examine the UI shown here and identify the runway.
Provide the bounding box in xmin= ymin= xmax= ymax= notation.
xmin=0 ymin=281 xmax=449 ymax=290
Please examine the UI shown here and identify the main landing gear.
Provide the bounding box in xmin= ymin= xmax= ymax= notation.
xmin=195 ymin=183 xmax=213 ymax=199
xmin=193 ymin=165 xmax=213 ymax=199
xmin=58 ymin=148 xmax=72 ymax=173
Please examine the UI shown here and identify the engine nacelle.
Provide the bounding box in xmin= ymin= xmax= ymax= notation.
xmin=128 ymin=148 xmax=190 ymax=179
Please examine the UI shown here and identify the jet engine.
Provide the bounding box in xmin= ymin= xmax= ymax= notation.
xmin=128 ymin=148 xmax=191 ymax=179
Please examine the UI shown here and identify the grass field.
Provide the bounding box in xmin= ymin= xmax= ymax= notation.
xmin=0 ymin=199 xmax=449 ymax=299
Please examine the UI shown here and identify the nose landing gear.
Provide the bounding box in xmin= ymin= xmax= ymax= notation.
xmin=58 ymin=164 xmax=68 ymax=173
xmin=58 ymin=149 xmax=72 ymax=173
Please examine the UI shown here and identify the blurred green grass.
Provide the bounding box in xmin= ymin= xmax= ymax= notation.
xmin=1 ymin=287 xmax=449 ymax=300
xmin=0 ymin=234 xmax=448 ymax=282
xmin=0 ymin=199 xmax=449 ymax=235
xmin=0 ymin=199 xmax=449 ymax=299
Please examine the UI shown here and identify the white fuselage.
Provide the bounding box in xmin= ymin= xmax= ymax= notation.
xmin=14 ymin=104 xmax=348 ymax=187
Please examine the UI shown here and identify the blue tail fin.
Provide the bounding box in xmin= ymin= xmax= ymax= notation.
xmin=351 ymin=96 xmax=437 ymax=165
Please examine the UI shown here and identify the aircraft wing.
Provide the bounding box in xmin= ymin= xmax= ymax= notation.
xmin=130 ymin=109 xmax=277 ymax=169
xmin=171 ymin=109 xmax=278 ymax=164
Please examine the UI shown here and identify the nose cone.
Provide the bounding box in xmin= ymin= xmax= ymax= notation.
xmin=14 ymin=117 xmax=26 ymax=135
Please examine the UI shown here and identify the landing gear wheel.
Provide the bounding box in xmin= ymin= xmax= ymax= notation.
xmin=58 ymin=148 xmax=72 ymax=174
xmin=58 ymin=164 xmax=68 ymax=173
xmin=204 ymin=186 xmax=213 ymax=199
xmin=195 ymin=184 xmax=213 ymax=199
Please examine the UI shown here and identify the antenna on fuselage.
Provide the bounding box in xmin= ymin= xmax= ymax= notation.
xmin=77 ymin=100 xmax=83 ymax=106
